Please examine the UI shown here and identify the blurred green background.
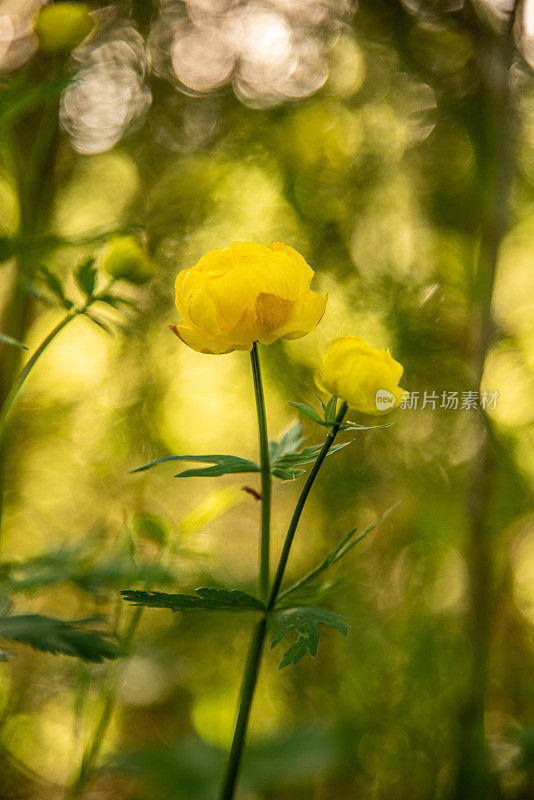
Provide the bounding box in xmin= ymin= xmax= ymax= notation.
xmin=0 ymin=1 xmax=533 ymax=798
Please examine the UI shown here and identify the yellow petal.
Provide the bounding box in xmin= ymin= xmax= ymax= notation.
xmin=170 ymin=324 xmax=233 ymax=355
xmin=278 ymin=291 xmax=328 ymax=341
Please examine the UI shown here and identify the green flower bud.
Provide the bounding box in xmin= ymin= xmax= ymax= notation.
xmin=34 ymin=2 xmax=95 ymax=53
xmin=101 ymin=236 xmax=154 ymax=285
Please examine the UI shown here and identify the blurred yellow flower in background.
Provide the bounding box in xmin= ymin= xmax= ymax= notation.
xmin=315 ymin=336 xmax=405 ymax=415
xmin=170 ymin=241 xmax=327 ymax=354
xmin=34 ymin=2 xmax=95 ymax=53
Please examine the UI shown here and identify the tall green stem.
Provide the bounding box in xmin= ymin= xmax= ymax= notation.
xmin=250 ymin=343 xmax=271 ymax=603
xmin=218 ymin=395 xmax=347 ymax=800
xmin=268 ymin=401 xmax=347 ymax=609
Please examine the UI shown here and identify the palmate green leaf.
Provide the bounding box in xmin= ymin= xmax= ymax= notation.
xmin=268 ymin=420 xmax=352 ymax=480
xmin=268 ymin=607 xmax=349 ymax=669
xmin=120 ymin=587 xmax=265 ymax=612
xmin=271 ymin=440 xmax=352 ymax=480
xmin=130 ymin=453 xmax=260 ymax=478
xmin=0 ymin=332 xmax=28 ymax=350
xmin=277 ymin=502 xmax=400 ymax=604
xmin=0 ymin=614 xmax=120 ymax=662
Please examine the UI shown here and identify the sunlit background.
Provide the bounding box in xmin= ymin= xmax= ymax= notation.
xmin=0 ymin=1 xmax=533 ymax=798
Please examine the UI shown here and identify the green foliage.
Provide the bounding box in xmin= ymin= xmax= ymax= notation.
xmin=75 ymin=257 xmax=97 ymax=299
xmin=268 ymin=607 xmax=350 ymax=669
xmin=290 ymin=398 xmax=391 ymax=434
xmin=0 ymin=614 xmax=120 ymax=662
xmin=278 ymin=502 xmax=400 ymax=604
xmin=133 ymin=511 xmax=168 ymax=546
xmin=0 ymin=542 xmax=175 ymax=596
xmin=37 ymin=264 xmax=73 ymax=310
xmin=269 ymin=420 xmax=352 ymax=479
xmin=0 ymin=332 xmax=28 ymax=350
xmin=131 ymin=453 xmax=261 ymax=478
xmin=120 ymin=587 xmax=265 ymax=612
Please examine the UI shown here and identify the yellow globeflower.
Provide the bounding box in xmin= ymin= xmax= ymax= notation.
xmin=34 ymin=2 xmax=95 ymax=53
xmin=315 ymin=337 xmax=405 ymax=415
xmin=170 ymin=241 xmax=327 ymax=354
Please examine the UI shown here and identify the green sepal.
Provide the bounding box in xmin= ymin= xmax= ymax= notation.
xmin=120 ymin=587 xmax=265 ymax=612
xmin=0 ymin=614 xmax=120 ymax=662
xmin=268 ymin=606 xmax=349 ymax=669
xmin=130 ymin=453 xmax=260 ymax=478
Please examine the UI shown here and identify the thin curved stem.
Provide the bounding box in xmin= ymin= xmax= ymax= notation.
xmin=250 ymin=343 xmax=271 ymax=603
xmin=268 ymin=400 xmax=347 ymax=609
xmin=0 ymin=311 xmax=76 ymax=445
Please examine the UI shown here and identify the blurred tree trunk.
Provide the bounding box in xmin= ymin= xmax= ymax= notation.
xmin=453 ymin=3 xmax=519 ymax=799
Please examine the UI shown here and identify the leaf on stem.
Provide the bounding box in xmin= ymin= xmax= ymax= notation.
xmin=0 ymin=614 xmax=120 ymax=662
xmin=37 ymin=265 xmax=73 ymax=309
xmin=120 ymin=587 xmax=265 ymax=612
xmin=268 ymin=420 xmax=352 ymax=480
xmin=0 ymin=332 xmax=28 ymax=350
xmin=130 ymin=453 xmax=260 ymax=478
xmin=277 ymin=502 xmax=400 ymax=604
xmin=75 ymin=257 xmax=97 ymax=298
xmin=291 ymin=397 xmax=391 ymax=433
xmin=268 ymin=606 xmax=349 ymax=669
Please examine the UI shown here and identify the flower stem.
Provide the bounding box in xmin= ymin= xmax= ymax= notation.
xmin=217 ymin=616 xmax=267 ymax=800
xmin=268 ymin=400 xmax=347 ymax=609
xmin=250 ymin=343 xmax=271 ymax=603
xmin=218 ymin=397 xmax=347 ymax=800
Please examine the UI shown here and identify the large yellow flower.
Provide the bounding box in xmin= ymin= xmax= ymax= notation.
xmin=170 ymin=241 xmax=327 ymax=354
xmin=315 ymin=337 xmax=405 ymax=415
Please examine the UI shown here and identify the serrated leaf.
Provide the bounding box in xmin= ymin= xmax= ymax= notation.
xmin=271 ymin=440 xmax=352 ymax=480
xmin=288 ymin=402 xmax=325 ymax=427
xmin=120 ymin=587 xmax=265 ymax=612
xmin=75 ymin=258 xmax=97 ymax=298
xmin=0 ymin=332 xmax=28 ymax=350
xmin=130 ymin=453 xmax=260 ymax=478
xmin=0 ymin=614 xmax=120 ymax=662
xmin=268 ymin=606 xmax=349 ymax=669
xmin=277 ymin=502 xmax=400 ymax=604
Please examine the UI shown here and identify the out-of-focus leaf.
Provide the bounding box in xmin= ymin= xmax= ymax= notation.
xmin=0 ymin=614 xmax=120 ymax=662
xmin=130 ymin=453 xmax=260 ymax=478
xmin=277 ymin=503 xmax=400 ymax=604
xmin=120 ymin=587 xmax=265 ymax=612
xmin=37 ymin=264 xmax=72 ymax=308
xmin=133 ymin=511 xmax=168 ymax=545
xmin=82 ymin=313 xmax=114 ymax=334
xmin=0 ymin=332 xmax=28 ymax=350
xmin=268 ymin=606 xmax=349 ymax=669
xmin=75 ymin=257 xmax=97 ymax=298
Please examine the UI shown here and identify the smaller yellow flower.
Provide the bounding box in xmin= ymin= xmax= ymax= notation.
xmin=170 ymin=241 xmax=327 ymax=355
xmin=34 ymin=2 xmax=95 ymax=53
xmin=101 ymin=236 xmax=154 ymax=285
xmin=315 ymin=337 xmax=405 ymax=415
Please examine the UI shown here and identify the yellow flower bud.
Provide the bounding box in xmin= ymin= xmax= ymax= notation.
xmin=34 ymin=2 xmax=95 ymax=53
xmin=315 ymin=337 xmax=405 ymax=415
xmin=170 ymin=241 xmax=328 ymax=354
xmin=101 ymin=236 xmax=154 ymax=285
